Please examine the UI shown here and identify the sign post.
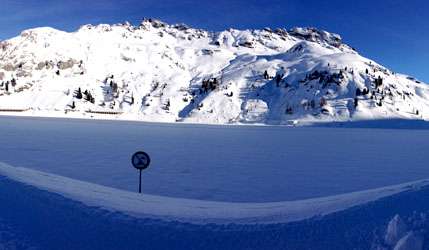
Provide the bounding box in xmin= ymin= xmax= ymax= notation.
xmin=131 ymin=151 xmax=151 ymax=194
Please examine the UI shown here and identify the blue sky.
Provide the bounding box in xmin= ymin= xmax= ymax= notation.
xmin=0 ymin=0 xmax=428 ymax=82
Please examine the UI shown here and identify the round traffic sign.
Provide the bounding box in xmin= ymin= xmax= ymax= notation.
xmin=131 ymin=151 xmax=151 ymax=170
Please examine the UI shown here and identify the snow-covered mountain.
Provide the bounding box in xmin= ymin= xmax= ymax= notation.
xmin=1 ymin=18 xmax=428 ymax=124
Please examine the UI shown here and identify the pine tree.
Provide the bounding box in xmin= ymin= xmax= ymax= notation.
xmin=363 ymin=88 xmax=369 ymax=95
xmin=275 ymin=74 xmax=282 ymax=87
xmin=356 ymin=89 xmax=361 ymax=96
xmin=320 ymin=97 xmax=327 ymax=107
xmin=375 ymin=76 xmax=383 ymax=88
xmin=211 ymin=78 xmax=218 ymax=90
xmin=75 ymin=88 xmax=83 ymax=99
xmin=263 ymin=70 xmax=269 ymax=80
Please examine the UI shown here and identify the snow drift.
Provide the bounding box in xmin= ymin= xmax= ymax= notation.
xmin=1 ymin=162 xmax=428 ymax=225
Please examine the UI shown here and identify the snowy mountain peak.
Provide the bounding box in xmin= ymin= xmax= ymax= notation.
xmin=140 ymin=18 xmax=168 ymax=29
xmin=288 ymin=27 xmax=345 ymax=48
xmin=0 ymin=19 xmax=428 ymax=124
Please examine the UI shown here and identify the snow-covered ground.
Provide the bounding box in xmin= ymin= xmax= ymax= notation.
xmin=2 ymin=116 xmax=429 ymax=248
xmin=1 ymin=116 xmax=429 ymax=202
xmin=2 ymin=162 xmax=429 ymax=249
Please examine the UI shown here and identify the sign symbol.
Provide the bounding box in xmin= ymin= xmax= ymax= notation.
xmin=131 ymin=151 xmax=151 ymax=193
xmin=132 ymin=151 xmax=151 ymax=170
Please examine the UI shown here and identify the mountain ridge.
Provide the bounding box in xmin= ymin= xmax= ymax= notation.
xmin=0 ymin=18 xmax=428 ymax=125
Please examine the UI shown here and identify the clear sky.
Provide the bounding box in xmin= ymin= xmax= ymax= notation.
xmin=0 ymin=0 xmax=428 ymax=82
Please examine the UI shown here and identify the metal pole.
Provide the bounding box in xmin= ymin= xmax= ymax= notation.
xmin=139 ymin=169 xmax=142 ymax=193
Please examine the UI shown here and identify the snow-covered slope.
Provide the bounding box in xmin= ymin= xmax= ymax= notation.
xmin=1 ymin=19 xmax=428 ymax=124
